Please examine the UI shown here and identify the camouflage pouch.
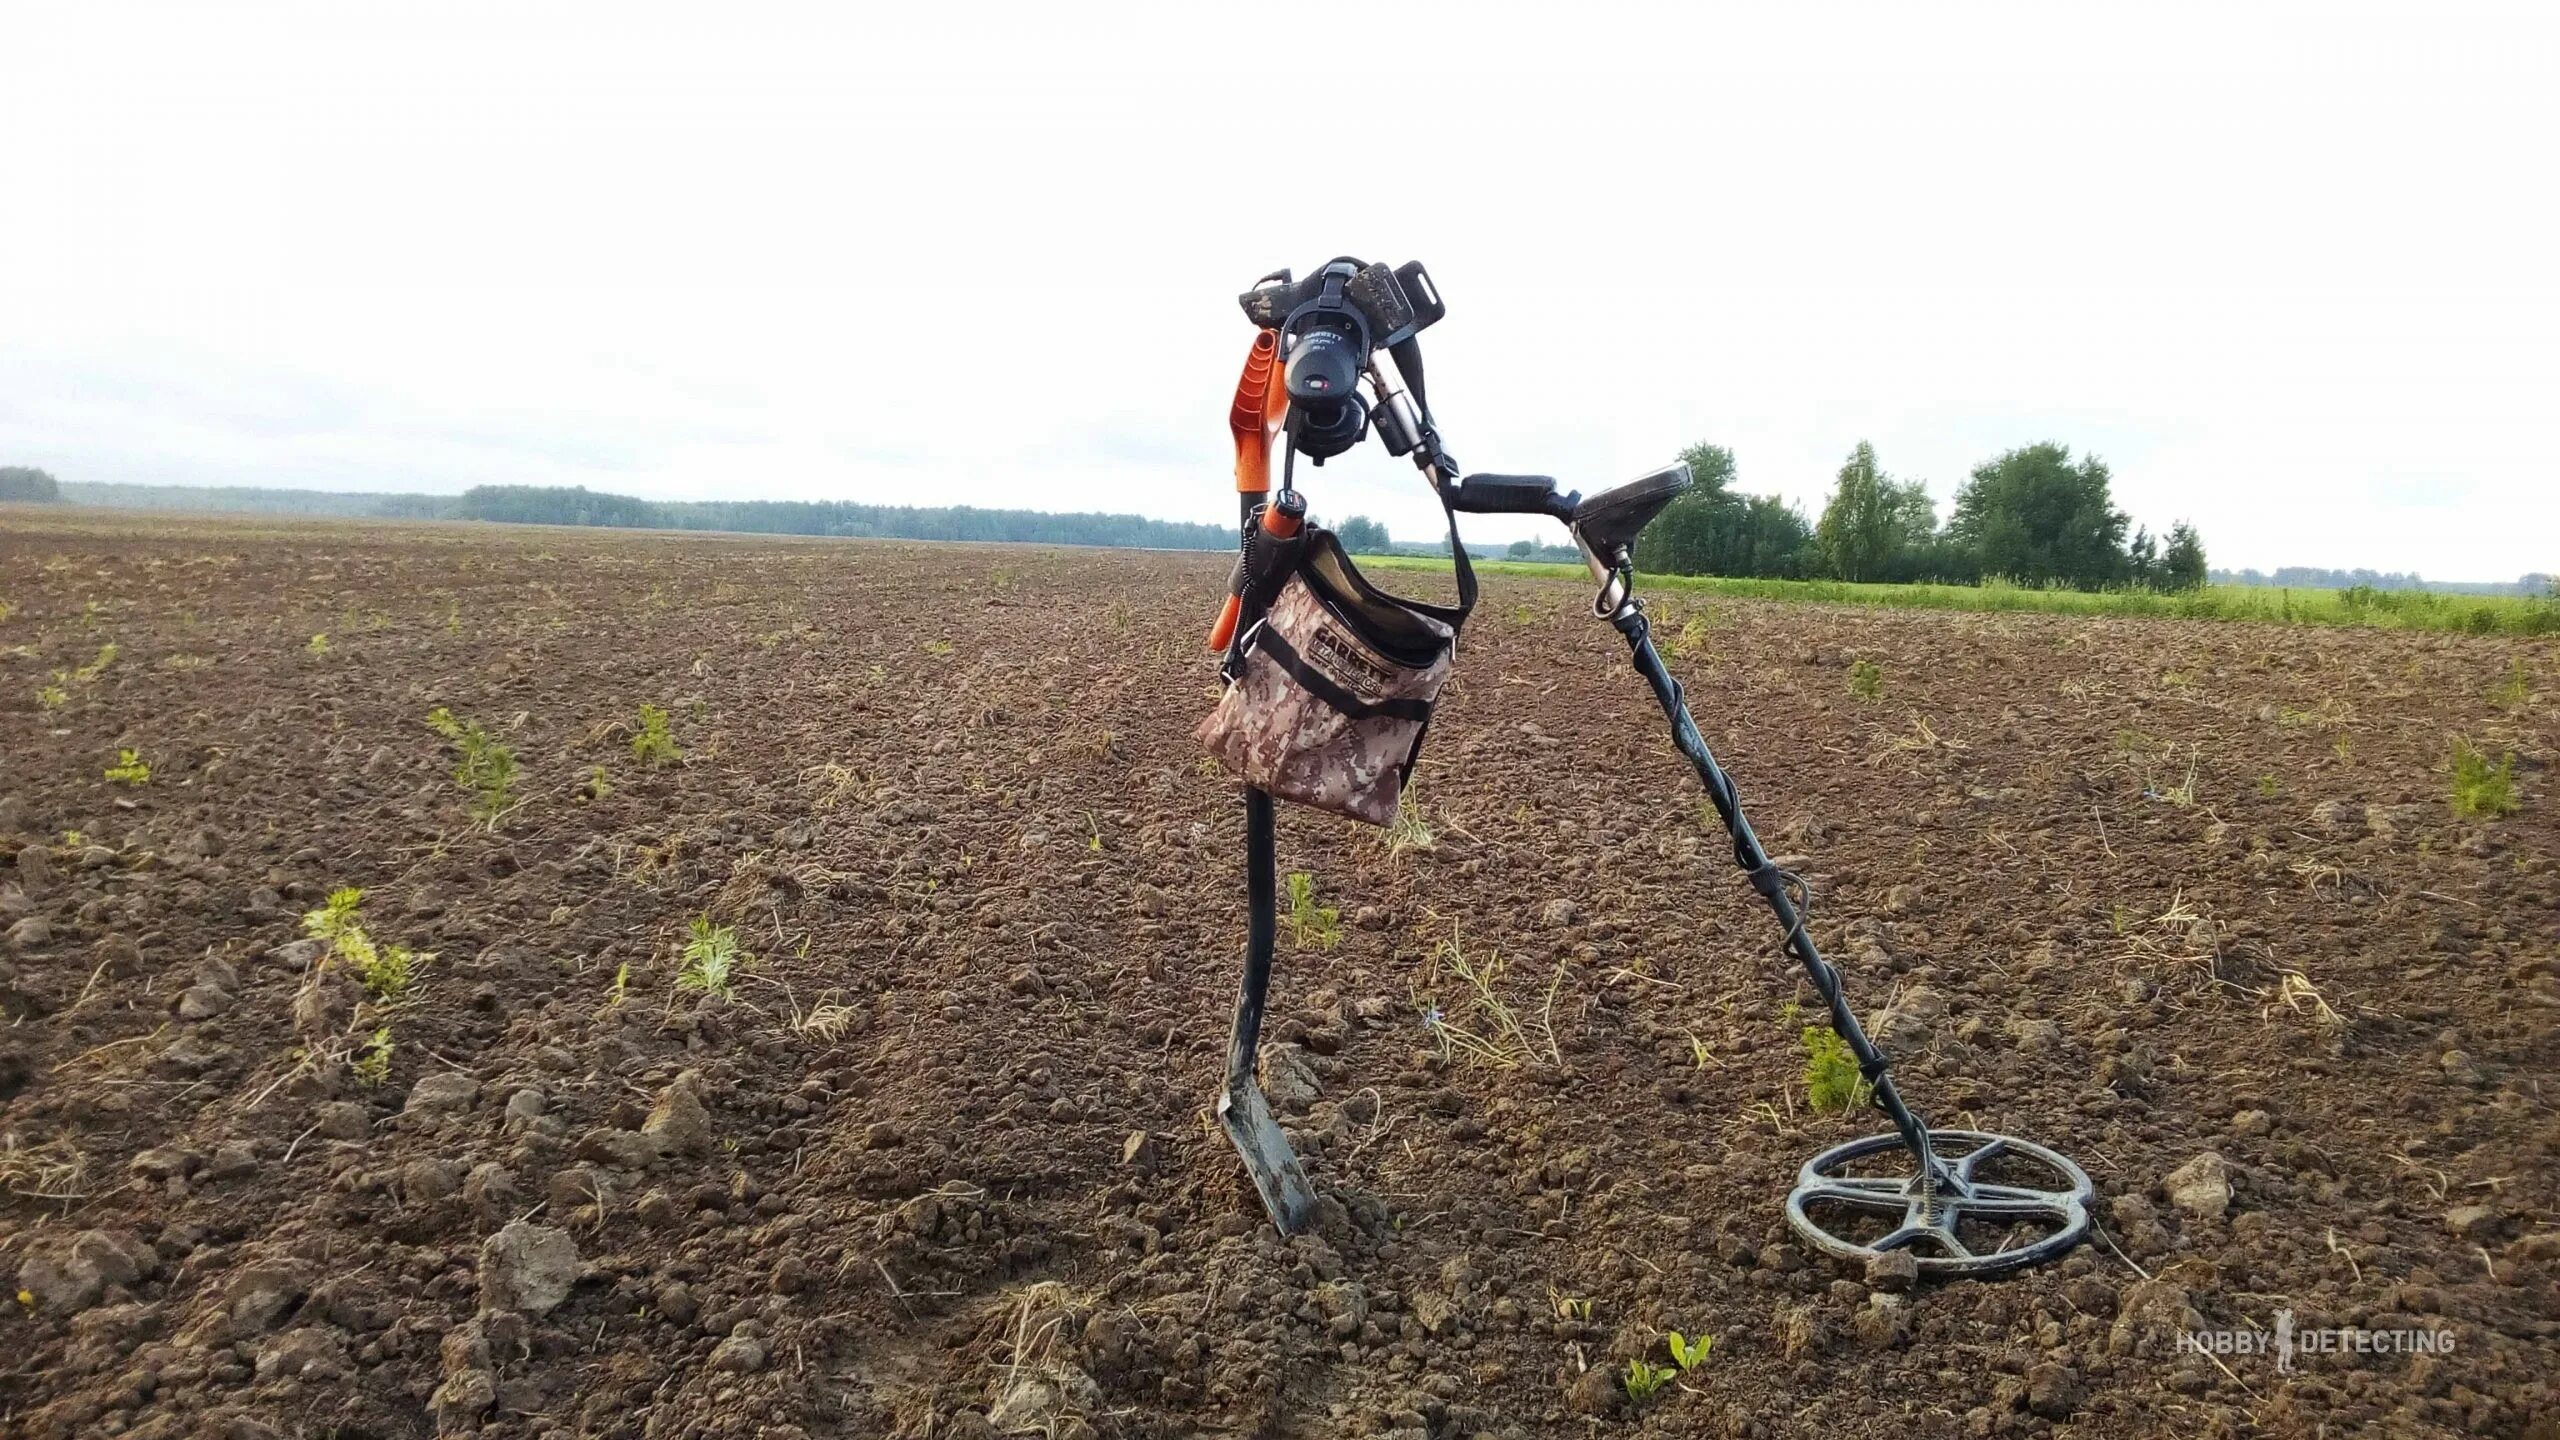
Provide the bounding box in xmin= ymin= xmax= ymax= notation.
xmin=1198 ymin=526 xmax=1473 ymax=826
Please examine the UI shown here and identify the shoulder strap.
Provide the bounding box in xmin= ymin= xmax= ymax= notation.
xmin=1436 ymin=474 xmax=1477 ymax=621
xmin=1398 ymin=336 xmax=1476 ymax=623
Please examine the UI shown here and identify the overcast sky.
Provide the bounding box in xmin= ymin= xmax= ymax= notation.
xmin=4 ymin=5 xmax=2554 ymax=580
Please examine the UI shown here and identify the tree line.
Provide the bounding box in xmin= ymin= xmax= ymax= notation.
xmin=0 ymin=465 xmax=62 ymax=502
xmin=1634 ymin=440 xmax=2206 ymax=591
xmin=452 ymin=485 xmax=1236 ymax=549
xmin=33 ymin=478 xmax=1237 ymax=551
xmin=1335 ymin=441 xmax=2206 ymax=592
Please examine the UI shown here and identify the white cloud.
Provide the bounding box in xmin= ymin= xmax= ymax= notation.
xmin=4 ymin=3 xmax=2554 ymax=579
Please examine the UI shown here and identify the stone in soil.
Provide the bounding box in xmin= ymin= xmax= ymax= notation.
xmin=477 ymin=1220 xmax=582 ymax=1317
xmin=15 ymin=1229 xmax=158 ymax=1312
xmin=2163 ymin=1151 xmax=2233 ymax=1218
xmin=642 ymin=1070 xmax=714 ymax=1155
xmin=1864 ymin=1247 xmax=1920 ymax=1292
xmin=1564 ymin=1363 xmax=1624 ymax=1417
xmin=2024 ymin=1362 xmax=2085 ymax=1419
xmin=1259 ymin=1043 xmax=1322 ymax=1112
xmin=406 ymin=1071 xmax=480 ymax=1116
xmin=708 ymin=1333 xmax=767 ymax=1374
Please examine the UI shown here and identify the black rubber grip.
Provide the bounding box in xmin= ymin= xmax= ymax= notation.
xmin=1238 ymin=259 xmax=1416 ymax=341
xmin=1448 ymin=474 xmax=1566 ymax=517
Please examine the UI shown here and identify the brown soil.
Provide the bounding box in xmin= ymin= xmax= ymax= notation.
xmin=2 ymin=509 xmax=2555 ymax=1440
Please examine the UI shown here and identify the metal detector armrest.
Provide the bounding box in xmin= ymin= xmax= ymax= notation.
xmin=1444 ymin=473 xmax=1577 ymax=521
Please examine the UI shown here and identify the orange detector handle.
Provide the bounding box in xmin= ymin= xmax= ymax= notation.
xmin=1207 ymin=594 xmax=1244 ymax=653
xmin=1211 ymin=330 xmax=1290 ymax=651
xmin=1230 ymin=329 xmax=1281 ymax=495
xmin=1206 ymin=493 xmax=1306 ymax=651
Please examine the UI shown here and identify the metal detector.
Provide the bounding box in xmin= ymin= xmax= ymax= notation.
xmin=1206 ymin=261 xmax=2093 ymax=1278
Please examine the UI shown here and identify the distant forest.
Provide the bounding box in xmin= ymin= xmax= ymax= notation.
xmin=2211 ymin=565 xmax=2555 ymax=598
xmin=47 ymin=478 xmax=1236 ymax=551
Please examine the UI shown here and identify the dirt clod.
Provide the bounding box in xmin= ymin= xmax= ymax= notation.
xmin=1863 ymin=1248 xmax=1920 ymax=1292
xmin=477 ymin=1220 xmax=582 ymax=1317
xmin=2162 ymin=1151 xmax=2233 ymax=1218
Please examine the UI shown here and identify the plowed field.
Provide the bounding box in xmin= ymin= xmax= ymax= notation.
xmin=3 ymin=511 xmax=2554 ymax=1439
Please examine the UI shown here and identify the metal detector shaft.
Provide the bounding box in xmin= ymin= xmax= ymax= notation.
xmin=1216 ymin=786 xmax=1319 ymax=1231
xmin=1608 ymin=605 xmax=1954 ymax=1190
xmin=1229 ymin=787 xmax=1277 ymax=1096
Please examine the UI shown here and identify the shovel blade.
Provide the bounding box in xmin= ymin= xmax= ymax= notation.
xmin=1217 ymin=1081 xmax=1317 ymax=1234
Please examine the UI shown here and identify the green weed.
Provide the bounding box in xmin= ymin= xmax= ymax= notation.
xmin=1802 ymin=1025 xmax=1867 ymax=1113
xmin=604 ymin=962 xmax=631 ymax=1010
xmin=922 ymin=639 xmax=955 ymax=657
xmin=2257 ymin=773 xmax=2280 ymax=797
xmin=73 ymin=643 xmax=116 ymax=681
xmin=352 ymin=1026 xmax=394 ymax=1088
xmin=630 ymin=703 xmax=679 ymax=766
xmin=1623 ymin=1357 xmax=1674 ymax=1403
xmin=1662 ymin=614 xmax=1712 ymax=660
xmin=1847 ymin=659 xmax=1883 ymax=699
xmin=102 ymin=749 xmax=150 ymax=785
xmin=1666 ymin=1330 xmax=1713 ymax=1372
xmin=426 ymin=706 xmax=519 ymax=822
xmin=303 ymin=887 xmax=432 ymax=1003
xmin=306 ymin=633 xmax=330 ymax=658
xmin=2449 ymin=740 xmax=2518 ymax=819
xmin=35 ymin=683 xmax=66 ymax=709
xmin=677 ymin=915 xmax=749 ymax=998
xmin=2490 ymin=658 xmax=2531 ymax=710
xmin=1285 ymin=872 xmax=1341 ymax=952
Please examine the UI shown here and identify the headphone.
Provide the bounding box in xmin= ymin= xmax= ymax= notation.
xmin=1277 ymin=259 xmax=1373 ymax=462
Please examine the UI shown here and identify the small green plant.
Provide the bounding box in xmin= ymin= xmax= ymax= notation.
xmin=630 ymin=704 xmax=679 ymax=766
xmin=303 ymin=887 xmax=432 ymax=1002
xmin=677 ymin=915 xmax=749 ymax=998
xmin=583 ymin=764 xmax=612 ymax=799
xmin=426 ymin=706 xmax=519 ymax=822
xmin=2449 ymin=739 xmax=2518 ymax=819
xmin=35 ymin=682 xmax=66 ymax=709
xmin=305 ymin=632 xmax=331 ymax=658
xmin=1662 ymin=614 xmax=1712 ymax=660
xmin=0 ymin=598 xmax=12 ymax=622
xmin=1284 ymin=871 xmax=1341 ymax=952
xmin=2490 ymin=658 xmax=2531 ymax=710
xmin=2257 ymin=773 xmax=2280 ymax=797
xmin=1802 ymin=1025 xmax=1867 ymax=1113
xmin=922 ymin=639 xmax=955 ymax=657
xmin=73 ymin=644 xmax=116 ymax=682
xmin=604 ymin=962 xmax=631 ymax=1010
xmin=103 ymin=749 xmax=151 ymax=785
xmin=1623 ymin=1357 xmax=1674 ymax=1403
xmin=352 ymin=1025 xmax=394 ymax=1088
xmin=1847 ymin=659 xmax=1883 ymax=700
xmin=1551 ymin=1292 xmax=1595 ymax=1322
xmin=1666 ymin=1330 xmax=1713 ymax=1372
